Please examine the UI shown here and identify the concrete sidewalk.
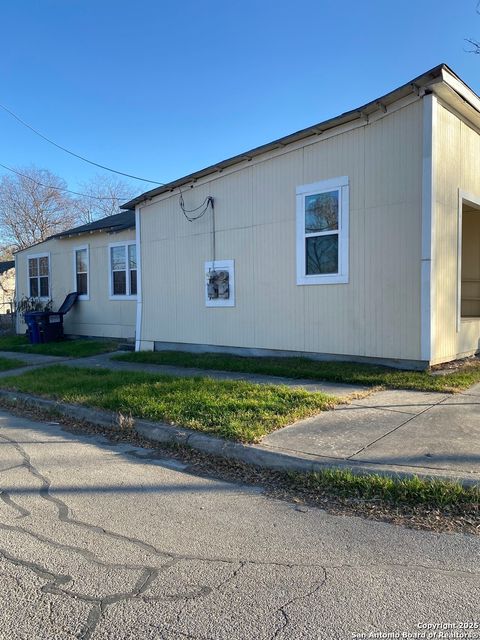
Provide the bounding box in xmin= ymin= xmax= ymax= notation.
xmin=65 ymin=351 xmax=368 ymax=398
xmin=263 ymin=385 xmax=480 ymax=479
xmin=0 ymin=351 xmax=70 ymax=378
xmin=0 ymin=349 xmax=478 ymax=483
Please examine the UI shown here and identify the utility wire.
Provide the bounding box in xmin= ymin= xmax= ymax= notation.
xmin=179 ymin=189 xmax=213 ymax=222
xmin=0 ymin=101 xmax=164 ymax=185
xmin=179 ymin=194 xmax=210 ymax=212
xmin=0 ymin=162 xmax=132 ymax=200
xmin=0 ymin=102 xmax=216 ymax=217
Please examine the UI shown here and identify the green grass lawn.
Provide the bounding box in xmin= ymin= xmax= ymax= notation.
xmin=0 ymin=365 xmax=337 ymax=442
xmin=0 ymin=356 xmax=26 ymax=371
xmin=112 ymin=350 xmax=480 ymax=393
xmin=288 ymin=468 xmax=480 ymax=508
xmin=0 ymin=335 xmax=120 ymax=358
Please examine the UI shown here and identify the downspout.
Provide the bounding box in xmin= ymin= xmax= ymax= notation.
xmin=420 ymin=92 xmax=437 ymax=364
xmin=135 ymin=205 xmax=143 ymax=351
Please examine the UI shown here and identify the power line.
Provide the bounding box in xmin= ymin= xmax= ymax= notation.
xmin=0 ymin=101 xmax=164 ymax=185
xmin=0 ymin=162 xmax=131 ymax=200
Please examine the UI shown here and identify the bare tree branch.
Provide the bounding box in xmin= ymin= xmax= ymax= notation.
xmin=0 ymin=167 xmax=77 ymax=251
xmin=465 ymin=37 xmax=480 ymax=53
xmin=71 ymin=174 xmax=137 ymax=224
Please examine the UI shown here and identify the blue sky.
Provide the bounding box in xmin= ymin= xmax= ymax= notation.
xmin=1 ymin=0 xmax=480 ymax=198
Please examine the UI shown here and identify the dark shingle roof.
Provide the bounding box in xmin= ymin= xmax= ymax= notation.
xmin=52 ymin=210 xmax=135 ymax=239
xmin=0 ymin=260 xmax=14 ymax=274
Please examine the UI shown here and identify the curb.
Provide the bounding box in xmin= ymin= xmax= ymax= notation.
xmin=0 ymin=389 xmax=478 ymax=487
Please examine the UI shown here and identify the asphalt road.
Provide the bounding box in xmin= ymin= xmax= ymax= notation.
xmin=0 ymin=409 xmax=478 ymax=640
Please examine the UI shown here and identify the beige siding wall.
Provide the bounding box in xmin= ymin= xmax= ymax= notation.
xmin=432 ymin=102 xmax=480 ymax=362
xmin=16 ymin=229 xmax=136 ymax=339
xmin=139 ymin=100 xmax=424 ymax=362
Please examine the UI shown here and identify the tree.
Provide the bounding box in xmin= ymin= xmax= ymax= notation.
xmin=0 ymin=167 xmax=77 ymax=251
xmin=71 ymin=174 xmax=137 ymax=224
xmin=465 ymin=1 xmax=480 ymax=53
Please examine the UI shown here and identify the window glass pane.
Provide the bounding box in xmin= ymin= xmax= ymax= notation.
xmin=306 ymin=235 xmax=338 ymax=275
xmin=130 ymin=269 xmax=137 ymax=296
xmin=76 ymin=273 xmax=88 ymax=296
xmin=113 ymin=270 xmax=126 ymax=295
xmin=29 ymin=258 xmax=38 ymax=277
xmin=76 ymin=249 xmax=88 ymax=273
xmin=305 ymin=191 xmax=338 ymax=233
xmin=29 ymin=278 xmax=39 ymax=297
xmin=128 ymin=244 xmax=137 ymax=269
xmin=111 ymin=246 xmax=126 ymax=271
xmin=39 ymin=256 xmax=49 ymax=276
xmin=39 ymin=276 xmax=49 ymax=298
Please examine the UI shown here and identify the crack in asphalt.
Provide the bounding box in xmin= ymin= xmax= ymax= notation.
xmin=0 ymin=429 xmax=330 ymax=638
xmin=0 ymin=462 xmax=25 ymax=473
xmin=1 ymin=426 xmax=475 ymax=639
xmin=0 ymin=489 xmax=30 ymax=518
xmin=160 ymin=564 xmax=246 ymax=640
xmin=270 ymin=568 xmax=328 ymax=640
xmin=0 ymin=430 xmax=173 ymax=557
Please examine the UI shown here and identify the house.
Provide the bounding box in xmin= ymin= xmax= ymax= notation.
xmin=0 ymin=260 xmax=15 ymax=311
xmin=0 ymin=260 xmax=15 ymax=329
xmin=120 ymin=63 xmax=480 ymax=369
xmin=15 ymin=211 xmax=137 ymax=339
xmin=13 ymin=64 xmax=480 ymax=369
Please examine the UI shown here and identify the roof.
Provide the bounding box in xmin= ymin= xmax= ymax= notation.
xmin=51 ymin=210 xmax=135 ymax=239
xmin=122 ymin=63 xmax=480 ymax=210
xmin=0 ymin=260 xmax=14 ymax=274
xmin=14 ymin=210 xmax=136 ymax=254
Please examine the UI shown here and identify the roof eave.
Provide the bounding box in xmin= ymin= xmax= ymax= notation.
xmin=53 ymin=223 xmax=135 ymax=240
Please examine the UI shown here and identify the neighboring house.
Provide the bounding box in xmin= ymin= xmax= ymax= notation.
xmin=0 ymin=260 xmax=15 ymax=319
xmin=121 ymin=64 xmax=480 ymax=369
xmin=15 ymin=211 xmax=137 ymax=339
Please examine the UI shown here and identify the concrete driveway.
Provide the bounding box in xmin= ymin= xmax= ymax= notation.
xmin=263 ymin=384 xmax=480 ymax=480
xmin=0 ymin=410 xmax=479 ymax=639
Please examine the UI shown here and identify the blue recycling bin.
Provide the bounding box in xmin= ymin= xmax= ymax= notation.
xmin=24 ymin=311 xmax=43 ymax=344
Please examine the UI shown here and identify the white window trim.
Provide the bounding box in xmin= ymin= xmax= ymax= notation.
xmin=108 ymin=241 xmax=137 ymax=300
xmin=73 ymin=244 xmax=90 ymax=301
xmin=296 ymin=176 xmax=349 ymax=285
xmin=205 ymin=260 xmax=235 ymax=307
xmin=27 ymin=252 xmax=51 ymax=300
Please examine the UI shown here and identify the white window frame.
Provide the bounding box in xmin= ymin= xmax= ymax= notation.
xmin=27 ymin=252 xmax=51 ymax=300
xmin=108 ymin=241 xmax=137 ymax=300
xmin=456 ymin=189 xmax=480 ymax=330
xmin=205 ymin=260 xmax=235 ymax=307
xmin=296 ymin=176 xmax=349 ymax=285
xmin=73 ymin=244 xmax=90 ymax=301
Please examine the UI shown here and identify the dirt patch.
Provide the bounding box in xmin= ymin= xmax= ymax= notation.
xmin=430 ymin=353 xmax=480 ymax=375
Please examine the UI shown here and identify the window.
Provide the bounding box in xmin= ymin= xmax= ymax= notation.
xmin=28 ymin=254 xmax=50 ymax=298
xmin=296 ymin=177 xmax=349 ymax=285
xmin=109 ymin=243 xmax=137 ymax=298
xmin=74 ymin=246 xmax=89 ymax=299
xmin=128 ymin=244 xmax=137 ymax=295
